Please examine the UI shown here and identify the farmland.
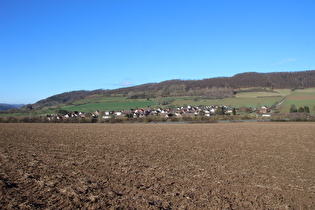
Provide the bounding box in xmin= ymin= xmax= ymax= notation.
xmin=280 ymin=88 xmax=315 ymax=113
xmin=63 ymin=100 xmax=158 ymax=112
xmin=169 ymin=97 xmax=282 ymax=109
xmin=61 ymin=91 xmax=286 ymax=112
xmin=1 ymin=123 xmax=314 ymax=209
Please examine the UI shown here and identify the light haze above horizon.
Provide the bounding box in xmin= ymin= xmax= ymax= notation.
xmin=1 ymin=0 xmax=314 ymax=104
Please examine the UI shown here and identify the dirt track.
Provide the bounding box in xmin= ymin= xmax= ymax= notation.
xmin=0 ymin=123 xmax=314 ymax=209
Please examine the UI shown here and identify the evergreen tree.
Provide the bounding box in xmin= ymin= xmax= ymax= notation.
xmin=298 ymin=107 xmax=305 ymax=113
xmin=304 ymin=106 xmax=310 ymax=113
xmin=215 ymin=106 xmax=226 ymax=115
xmin=232 ymin=108 xmax=237 ymax=115
xmin=290 ymin=104 xmax=297 ymax=113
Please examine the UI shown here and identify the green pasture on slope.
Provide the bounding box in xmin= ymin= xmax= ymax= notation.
xmin=72 ymin=96 xmax=127 ymax=105
xmin=171 ymin=97 xmax=283 ymax=108
xmin=63 ymin=101 xmax=158 ymax=112
xmin=235 ymin=89 xmax=291 ymax=98
xmin=293 ymin=88 xmax=315 ymax=94
xmin=65 ymin=96 xmax=283 ymax=112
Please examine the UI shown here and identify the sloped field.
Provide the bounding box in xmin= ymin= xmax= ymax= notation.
xmin=280 ymin=88 xmax=315 ymax=113
xmin=0 ymin=123 xmax=314 ymax=209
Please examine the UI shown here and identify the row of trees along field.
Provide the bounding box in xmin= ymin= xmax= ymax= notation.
xmin=289 ymin=105 xmax=312 ymax=113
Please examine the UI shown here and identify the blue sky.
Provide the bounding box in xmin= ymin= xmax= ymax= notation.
xmin=1 ymin=0 xmax=314 ymax=104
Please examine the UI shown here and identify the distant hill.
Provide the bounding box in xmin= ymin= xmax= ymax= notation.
xmin=110 ymin=70 xmax=315 ymax=92
xmin=29 ymin=70 xmax=315 ymax=110
xmin=0 ymin=104 xmax=24 ymax=111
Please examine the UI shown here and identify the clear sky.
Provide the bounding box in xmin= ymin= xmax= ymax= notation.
xmin=1 ymin=0 xmax=314 ymax=104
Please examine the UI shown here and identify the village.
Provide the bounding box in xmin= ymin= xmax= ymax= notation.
xmin=47 ymin=105 xmax=271 ymax=121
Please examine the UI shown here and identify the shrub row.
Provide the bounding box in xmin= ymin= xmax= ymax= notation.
xmin=1 ymin=113 xmax=314 ymax=123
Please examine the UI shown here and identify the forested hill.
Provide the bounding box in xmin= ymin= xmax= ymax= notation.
xmin=111 ymin=70 xmax=315 ymax=93
xmin=29 ymin=70 xmax=315 ymax=109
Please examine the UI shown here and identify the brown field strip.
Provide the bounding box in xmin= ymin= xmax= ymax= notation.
xmin=0 ymin=123 xmax=314 ymax=209
xmin=287 ymin=95 xmax=315 ymax=100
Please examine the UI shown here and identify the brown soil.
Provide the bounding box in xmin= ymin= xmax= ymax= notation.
xmin=0 ymin=123 xmax=314 ymax=209
xmin=288 ymin=95 xmax=315 ymax=100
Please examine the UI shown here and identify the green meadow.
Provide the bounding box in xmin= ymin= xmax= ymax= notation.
xmin=170 ymin=97 xmax=282 ymax=108
xmin=279 ymin=88 xmax=315 ymax=113
xmin=71 ymin=96 xmax=127 ymax=105
xmin=170 ymin=89 xmax=289 ymax=108
xmin=63 ymin=100 xmax=158 ymax=112
xmin=42 ymin=88 xmax=315 ymax=113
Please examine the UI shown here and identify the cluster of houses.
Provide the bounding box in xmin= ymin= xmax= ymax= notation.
xmin=46 ymin=105 xmax=271 ymax=120
xmin=100 ymin=105 xmax=221 ymax=119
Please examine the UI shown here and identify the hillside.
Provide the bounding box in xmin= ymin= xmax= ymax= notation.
xmin=110 ymin=70 xmax=315 ymax=93
xmin=0 ymin=104 xmax=24 ymax=111
xmin=27 ymin=70 xmax=315 ymax=110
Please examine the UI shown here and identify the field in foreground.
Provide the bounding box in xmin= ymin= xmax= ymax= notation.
xmin=0 ymin=123 xmax=314 ymax=209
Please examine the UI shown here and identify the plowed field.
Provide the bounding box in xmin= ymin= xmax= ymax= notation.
xmin=1 ymin=123 xmax=314 ymax=209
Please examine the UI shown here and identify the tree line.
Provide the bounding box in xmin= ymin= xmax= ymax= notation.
xmin=289 ymin=105 xmax=312 ymax=113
